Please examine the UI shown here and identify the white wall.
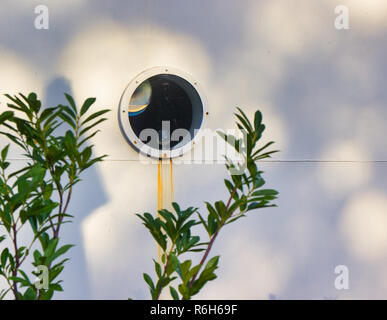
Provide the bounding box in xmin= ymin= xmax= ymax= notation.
xmin=1 ymin=0 xmax=387 ymax=299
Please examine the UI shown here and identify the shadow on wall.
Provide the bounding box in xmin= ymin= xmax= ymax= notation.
xmin=43 ymin=77 xmax=109 ymax=299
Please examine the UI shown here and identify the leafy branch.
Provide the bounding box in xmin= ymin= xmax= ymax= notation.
xmin=137 ymin=107 xmax=279 ymax=300
xmin=0 ymin=92 xmax=109 ymax=299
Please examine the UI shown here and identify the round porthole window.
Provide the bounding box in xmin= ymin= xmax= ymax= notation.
xmin=118 ymin=67 xmax=207 ymax=159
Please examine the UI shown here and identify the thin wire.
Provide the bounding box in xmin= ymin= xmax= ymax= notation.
xmin=7 ymin=158 xmax=387 ymax=163
xmin=88 ymin=159 xmax=387 ymax=163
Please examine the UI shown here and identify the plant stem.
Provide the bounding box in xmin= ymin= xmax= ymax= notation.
xmin=154 ymin=236 xmax=178 ymax=300
xmin=55 ymin=183 xmax=73 ymax=238
xmin=54 ymin=116 xmax=79 ymax=238
xmin=50 ymin=164 xmax=63 ymax=239
xmin=11 ymin=223 xmax=20 ymax=299
xmin=187 ymin=185 xmax=238 ymax=290
xmin=155 ymin=254 xmax=171 ymax=300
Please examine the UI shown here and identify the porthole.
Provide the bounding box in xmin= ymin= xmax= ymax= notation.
xmin=118 ymin=67 xmax=207 ymax=159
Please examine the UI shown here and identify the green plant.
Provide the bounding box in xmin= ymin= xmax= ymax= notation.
xmin=137 ymin=108 xmax=279 ymax=300
xmin=0 ymin=92 xmax=109 ymax=299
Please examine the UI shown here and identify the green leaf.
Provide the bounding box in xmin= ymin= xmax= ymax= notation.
xmin=43 ymin=108 xmax=63 ymax=129
xmin=137 ymin=213 xmax=168 ymax=251
xmin=177 ymin=260 xmax=192 ymax=283
xmin=253 ymin=150 xmax=279 ymax=161
xmin=205 ymin=202 xmax=220 ymax=224
xmin=217 ymin=131 xmax=241 ymax=153
xmin=158 ymin=209 xmax=177 ymax=223
xmin=25 ymin=92 xmax=41 ymax=113
xmin=79 ymin=118 xmax=107 ymax=136
xmin=207 ymin=212 xmax=218 ymax=237
xmin=82 ymin=109 xmax=110 ymax=125
xmin=42 ymin=184 xmax=54 ymax=201
xmin=0 ymin=288 xmax=11 ymax=300
xmin=231 ymin=173 xmax=243 ymax=191
xmin=50 ymin=283 xmax=63 ymax=292
xmin=247 ymin=160 xmax=257 ymax=177
xmin=179 ymin=220 xmax=198 ymax=236
xmin=50 ymin=244 xmax=74 ymax=263
xmin=9 ymin=276 xmax=30 ymax=287
xmin=143 ymin=273 xmax=155 ymax=291
xmin=256 ymin=123 xmax=266 ymax=136
xmin=80 ymin=97 xmax=96 ymax=116
xmin=62 ymin=105 xmax=77 ymax=120
xmin=39 ymin=107 xmax=57 ymax=123
xmin=153 ymin=260 xmax=162 ymax=279
xmin=1 ymin=145 xmax=9 ymax=162
xmin=59 ymin=112 xmax=76 ymax=129
xmin=5 ymin=94 xmax=33 ymax=119
xmin=33 ymin=250 xmax=43 ymax=266
xmin=197 ymin=213 xmax=210 ymax=236
xmin=253 ymin=177 xmax=265 ymax=189
xmin=254 ymin=110 xmax=262 ymax=132
xmin=39 ymin=233 xmax=50 ymax=251
xmin=204 ymin=256 xmax=220 ymax=271
xmin=178 ymin=283 xmax=190 ymax=300
xmin=20 ymin=200 xmax=58 ymax=224
xmin=252 ymin=141 xmax=275 ymax=157
xmin=189 ymin=256 xmax=220 ymax=297
xmin=49 ymin=265 xmax=64 ymax=282
xmin=77 ymin=130 xmax=100 ymax=147
xmin=169 ymin=287 xmax=179 ymax=300
xmin=0 ymin=132 xmax=24 ymax=150
xmin=44 ymin=238 xmax=59 ymax=260
xmin=226 ymin=214 xmax=246 ymax=225
xmin=65 ymin=93 xmax=77 ymax=113
xmin=39 ymin=289 xmax=54 ymax=300
xmin=1 ymin=248 xmax=9 ymax=267
xmin=247 ymin=202 xmax=263 ymax=210
xmin=0 ymin=111 xmax=14 ymax=124
xmin=215 ymin=201 xmax=227 ymax=220
xmin=23 ymin=287 xmax=37 ymax=300
xmin=252 ymin=189 xmax=279 ymax=196
xmin=235 ymin=113 xmax=252 ymax=134
xmin=224 ymin=179 xmax=234 ymax=194
xmin=18 ymin=270 xmax=32 ymax=285
xmin=236 ymin=107 xmax=253 ymax=130
xmin=171 ymin=202 xmax=181 ymax=215
xmin=166 ymin=253 xmax=180 ymax=277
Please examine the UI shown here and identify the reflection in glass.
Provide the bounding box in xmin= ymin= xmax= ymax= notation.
xmin=128 ymin=80 xmax=152 ymax=116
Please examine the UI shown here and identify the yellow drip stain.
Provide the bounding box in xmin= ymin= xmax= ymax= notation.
xmin=170 ymin=158 xmax=174 ymax=203
xmin=157 ymin=160 xmax=163 ymax=212
xmin=157 ymin=158 xmax=174 ymax=262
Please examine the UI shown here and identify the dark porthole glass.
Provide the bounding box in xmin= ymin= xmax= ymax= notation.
xmin=128 ymin=74 xmax=203 ymax=150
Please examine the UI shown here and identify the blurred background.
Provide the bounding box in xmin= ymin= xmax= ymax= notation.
xmin=1 ymin=0 xmax=387 ymax=299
